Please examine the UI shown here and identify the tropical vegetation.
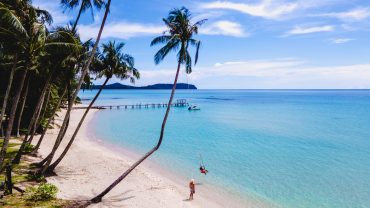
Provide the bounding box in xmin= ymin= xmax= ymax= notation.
xmin=0 ymin=0 xmax=203 ymax=207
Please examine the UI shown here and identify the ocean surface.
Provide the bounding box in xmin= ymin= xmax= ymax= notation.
xmin=79 ymin=89 xmax=370 ymax=208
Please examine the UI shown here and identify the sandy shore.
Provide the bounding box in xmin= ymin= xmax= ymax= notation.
xmin=32 ymin=106 xmax=225 ymax=208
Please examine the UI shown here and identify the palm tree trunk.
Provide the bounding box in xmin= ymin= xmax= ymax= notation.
xmin=26 ymin=91 xmax=46 ymax=144
xmin=15 ymin=76 xmax=30 ymax=137
xmin=32 ymin=86 xmax=67 ymax=154
xmin=56 ymin=82 xmax=72 ymax=149
xmin=72 ymin=2 xmax=84 ymax=32
xmin=23 ymin=75 xmax=52 ymax=143
xmin=27 ymin=86 xmax=51 ymax=144
xmin=13 ymin=75 xmax=52 ymax=164
xmin=37 ymin=94 xmax=70 ymax=167
xmin=0 ymin=54 xmax=17 ymax=137
xmin=90 ymin=61 xmax=181 ymax=204
xmin=39 ymin=0 xmax=111 ymax=176
xmin=0 ymin=69 xmax=28 ymax=169
xmin=46 ymin=78 xmax=109 ymax=172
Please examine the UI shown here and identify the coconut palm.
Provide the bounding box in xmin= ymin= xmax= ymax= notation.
xmin=36 ymin=39 xmax=93 ymax=167
xmin=32 ymin=85 xmax=67 ymax=154
xmin=61 ymin=0 xmax=105 ymax=32
xmin=12 ymin=27 xmax=83 ymax=165
xmin=38 ymin=0 xmax=112 ymax=176
xmin=0 ymin=2 xmax=32 ymax=168
xmin=0 ymin=54 xmax=17 ymax=137
xmin=15 ymin=75 xmax=30 ymax=138
xmin=89 ymin=7 xmax=205 ymax=203
xmin=45 ymin=41 xmax=140 ymax=173
xmin=0 ymin=1 xmax=29 ymax=137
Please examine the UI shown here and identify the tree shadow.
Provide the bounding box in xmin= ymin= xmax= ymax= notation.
xmin=99 ymin=191 xmax=136 ymax=207
xmin=67 ymin=190 xmax=135 ymax=207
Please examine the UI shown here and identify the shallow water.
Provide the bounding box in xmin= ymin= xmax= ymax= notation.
xmin=79 ymin=89 xmax=370 ymax=208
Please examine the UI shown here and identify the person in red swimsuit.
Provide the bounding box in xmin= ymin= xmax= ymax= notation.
xmin=199 ymin=165 xmax=208 ymax=175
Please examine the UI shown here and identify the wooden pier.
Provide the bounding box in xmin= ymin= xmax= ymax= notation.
xmin=74 ymin=99 xmax=189 ymax=110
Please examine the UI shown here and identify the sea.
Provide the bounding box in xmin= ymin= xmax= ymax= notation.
xmin=79 ymin=89 xmax=370 ymax=208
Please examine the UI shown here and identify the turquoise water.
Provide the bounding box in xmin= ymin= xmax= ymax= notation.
xmin=79 ymin=90 xmax=370 ymax=208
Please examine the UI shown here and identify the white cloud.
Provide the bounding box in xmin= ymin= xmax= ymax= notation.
xmin=286 ymin=25 xmax=334 ymax=35
xmin=319 ymin=8 xmax=370 ymax=21
xmin=132 ymin=59 xmax=370 ymax=89
xmin=200 ymin=21 xmax=247 ymax=37
xmin=78 ymin=22 xmax=166 ymax=40
xmin=330 ymin=38 xmax=354 ymax=44
xmin=200 ymin=0 xmax=299 ymax=20
xmin=79 ymin=20 xmax=248 ymax=40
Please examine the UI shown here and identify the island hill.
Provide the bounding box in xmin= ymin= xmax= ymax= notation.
xmin=91 ymin=82 xmax=197 ymax=90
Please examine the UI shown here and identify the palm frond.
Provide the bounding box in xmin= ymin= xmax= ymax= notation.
xmin=61 ymin=0 xmax=80 ymax=10
xmin=154 ymin=40 xmax=180 ymax=65
xmin=188 ymin=39 xmax=201 ymax=65
xmin=185 ymin=50 xmax=192 ymax=74
xmin=150 ymin=35 xmax=172 ymax=46
xmin=0 ymin=7 xmax=28 ymax=39
xmin=152 ymin=7 xmax=204 ymax=69
xmin=122 ymin=54 xmax=134 ymax=68
xmin=35 ymin=8 xmax=53 ymax=25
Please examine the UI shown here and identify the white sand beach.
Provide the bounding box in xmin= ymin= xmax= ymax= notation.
xmin=32 ymin=106 xmax=225 ymax=208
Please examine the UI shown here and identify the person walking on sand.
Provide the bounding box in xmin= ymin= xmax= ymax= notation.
xmin=189 ymin=179 xmax=195 ymax=200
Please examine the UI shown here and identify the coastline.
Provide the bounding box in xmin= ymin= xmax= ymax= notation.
xmin=32 ymin=105 xmax=226 ymax=207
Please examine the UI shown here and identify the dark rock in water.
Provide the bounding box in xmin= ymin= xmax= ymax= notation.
xmin=91 ymin=83 xmax=197 ymax=90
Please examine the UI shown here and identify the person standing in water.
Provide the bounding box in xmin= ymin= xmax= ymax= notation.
xmin=189 ymin=179 xmax=195 ymax=200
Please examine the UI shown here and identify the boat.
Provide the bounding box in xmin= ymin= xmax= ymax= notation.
xmin=188 ymin=105 xmax=200 ymax=111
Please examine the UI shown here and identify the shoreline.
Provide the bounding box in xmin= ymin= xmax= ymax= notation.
xmin=87 ymin=110 xmax=274 ymax=208
xmin=33 ymin=105 xmax=226 ymax=207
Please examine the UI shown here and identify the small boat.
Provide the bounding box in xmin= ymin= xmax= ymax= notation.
xmin=188 ymin=105 xmax=200 ymax=111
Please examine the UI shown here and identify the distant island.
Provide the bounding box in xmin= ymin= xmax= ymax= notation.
xmin=90 ymin=83 xmax=197 ymax=90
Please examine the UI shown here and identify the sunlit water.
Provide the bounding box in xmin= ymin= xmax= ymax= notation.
xmin=79 ymin=89 xmax=370 ymax=208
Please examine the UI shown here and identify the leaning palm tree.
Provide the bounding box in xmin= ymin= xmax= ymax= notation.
xmin=38 ymin=0 xmax=112 ymax=176
xmin=11 ymin=27 xmax=83 ymax=165
xmin=89 ymin=7 xmax=205 ymax=203
xmin=45 ymin=41 xmax=140 ymax=173
xmin=0 ymin=54 xmax=17 ymax=137
xmin=32 ymin=85 xmax=68 ymax=154
xmin=36 ymin=39 xmax=93 ymax=167
xmin=0 ymin=2 xmax=31 ymax=168
xmin=61 ymin=0 xmax=105 ymax=32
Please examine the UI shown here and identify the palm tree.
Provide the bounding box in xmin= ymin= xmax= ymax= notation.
xmin=15 ymin=75 xmax=31 ymax=137
xmin=0 ymin=2 xmax=31 ymax=168
xmin=45 ymin=41 xmax=140 ymax=173
xmin=32 ymin=85 xmax=68 ymax=154
xmin=0 ymin=54 xmax=17 ymax=137
xmin=36 ymin=39 xmax=93 ymax=167
xmin=12 ymin=28 xmax=82 ymax=165
xmin=0 ymin=0 xmax=55 ymax=168
xmin=61 ymin=0 xmax=105 ymax=32
xmin=28 ymin=87 xmax=52 ymax=144
xmin=89 ymin=7 xmax=205 ymax=204
xmin=38 ymin=0 xmax=112 ymax=176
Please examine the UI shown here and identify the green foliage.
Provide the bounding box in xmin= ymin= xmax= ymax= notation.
xmin=1 ymin=192 xmax=68 ymax=208
xmin=150 ymin=7 xmax=205 ymax=73
xmin=24 ymin=183 xmax=58 ymax=201
xmin=26 ymin=172 xmax=45 ymax=182
xmin=23 ymin=143 xmax=34 ymax=153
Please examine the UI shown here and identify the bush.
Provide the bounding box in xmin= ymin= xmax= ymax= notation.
xmin=24 ymin=143 xmax=34 ymax=153
xmin=26 ymin=173 xmax=46 ymax=182
xmin=24 ymin=183 xmax=58 ymax=201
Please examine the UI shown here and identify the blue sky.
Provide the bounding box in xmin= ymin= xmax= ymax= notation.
xmin=33 ymin=0 xmax=370 ymax=89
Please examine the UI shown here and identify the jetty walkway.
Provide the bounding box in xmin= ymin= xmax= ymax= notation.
xmin=73 ymin=99 xmax=189 ymax=110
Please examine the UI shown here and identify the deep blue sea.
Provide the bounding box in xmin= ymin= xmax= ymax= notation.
xmin=79 ymin=89 xmax=370 ymax=208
